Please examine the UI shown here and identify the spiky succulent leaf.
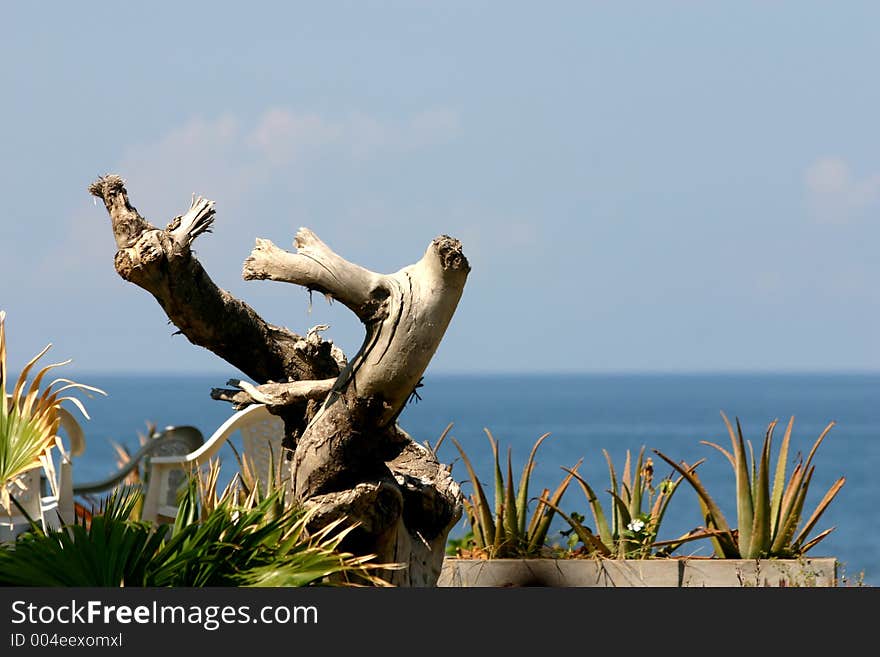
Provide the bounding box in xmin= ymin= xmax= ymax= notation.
xmin=480 ymin=429 xmax=503 ymax=523
xmin=653 ymin=450 xmax=739 ymax=557
xmin=723 ymin=413 xmax=755 ymax=557
xmin=790 ymin=476 xmax=845 ymax=552
xmin=770 ymin=417 xmax=794 ymax=537
xmin=540 ymin=497 xmax=611 ymax=557
xmin=629 ymin=447 xmax=645 ymax=521
xmin=602 ymin=449 xmax=621 ymax=537
xmin=451 ymin=437 xmax=495 ymax=547
xmin=516 ymin=433 xmax=550 ymax=536
xmin=563 ymin=466 xmax=613 ymax=548
xmin=526 ymin=461 xmax=579 ymax=553
xmin=747 ymin=430 xmax=773 ymax=558
xmin=503 ymin=448 xmax=518 ymax=551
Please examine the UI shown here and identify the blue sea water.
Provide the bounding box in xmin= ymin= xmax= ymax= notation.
xmin=65 ymin=372 xmax=879 ymax=586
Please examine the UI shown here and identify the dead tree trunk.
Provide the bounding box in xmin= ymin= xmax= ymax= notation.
xmin=89 ymin=175 xmax=467 ymax=586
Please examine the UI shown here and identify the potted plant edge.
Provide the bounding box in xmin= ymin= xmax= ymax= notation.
xmin=437 ymin=413 xmax=845 ymax=587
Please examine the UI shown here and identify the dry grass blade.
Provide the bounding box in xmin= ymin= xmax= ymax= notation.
xmin=431 ymin=422 xmax=454 ymax=456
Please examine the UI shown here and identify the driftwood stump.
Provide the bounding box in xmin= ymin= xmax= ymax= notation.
xmin=89 ymin=175 xmax=468 ymax=586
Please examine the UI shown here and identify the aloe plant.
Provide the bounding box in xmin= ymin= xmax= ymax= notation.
xmin=451 ymin=429 xmax=580 ymax=558
xmin=549 ymin=446 xmax=689 ymax=558
xmin=654 ymin=412 xmax=845 ymax=559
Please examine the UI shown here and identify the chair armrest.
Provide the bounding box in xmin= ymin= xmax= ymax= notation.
xmin=148 ymin=404 xmax=274 ymax=470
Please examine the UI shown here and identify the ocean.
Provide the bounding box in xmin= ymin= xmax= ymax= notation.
xmin=63 ymin=372 xmax=880 ymax=586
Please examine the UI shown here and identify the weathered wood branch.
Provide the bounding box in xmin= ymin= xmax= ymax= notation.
xmin=246 ymin=232 xmax=469 ymax=429
xmin=211 ymin=378 xmax=336 ymax=410
xmin=243 ymin=229 xmax=388 ymax=323
xmin=92 ymin=174 xmax=468 ymax=586
xmin=245 ymin=228 xmax=469 ymax=584
xmin=88 ymin=175 xmax=339 ymax=386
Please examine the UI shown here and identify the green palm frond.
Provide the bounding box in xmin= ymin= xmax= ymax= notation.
xmin=1 ymin=311 xmax=105 ymax=514
xmin=0 ymin=461 xmax=394 ymax=587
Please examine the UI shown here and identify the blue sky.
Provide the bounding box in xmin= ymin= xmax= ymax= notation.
xmin=1 ymin=2 xmax=878 ymax=376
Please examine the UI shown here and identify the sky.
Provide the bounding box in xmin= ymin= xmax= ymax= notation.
xmin=1 ymin=2 xmax=878 ymax=377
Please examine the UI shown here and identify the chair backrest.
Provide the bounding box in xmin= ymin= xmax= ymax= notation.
xmin=0 ymin=466 xmax=46 ymax=542
xmin=142 ymin=404 xmax=285 ymax=523
xmin=239 ymin=409 xmax=287 ymax=491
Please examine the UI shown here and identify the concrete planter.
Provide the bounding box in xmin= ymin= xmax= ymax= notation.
xmin=438 ymin=556 xmax=838 ymax=587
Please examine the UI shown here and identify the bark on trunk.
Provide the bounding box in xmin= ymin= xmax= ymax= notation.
xmin=89 ymin=175 xmax=468 ymax=586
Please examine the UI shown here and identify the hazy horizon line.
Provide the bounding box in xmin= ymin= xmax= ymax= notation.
xmin=62 ymin=368 xmax=880 ymax=378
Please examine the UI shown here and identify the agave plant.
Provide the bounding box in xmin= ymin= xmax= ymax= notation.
xmin=450 ymin=429 xmax=580 ymax=558
xmin=654 ymin=412 xmax=845 ymax=559
xmin=547 ymin=446 xmax=688 ymax=558
xmin=0 ymin=310 xmax=104 ymax=516
xmin=0 ymin=460 xmax=394 ymax=587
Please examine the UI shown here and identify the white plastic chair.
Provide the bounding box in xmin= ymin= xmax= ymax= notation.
xmin=71 ymin=425 xmax=204 ymax=496
xmin=0 ymin=406 xmax=83 ymax=541
xmin=141 ymin=404 xmax=286 ymax=523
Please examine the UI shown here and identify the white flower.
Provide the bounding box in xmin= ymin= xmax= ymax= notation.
xmin=627 ymin=519 xmax=646 ymax=533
